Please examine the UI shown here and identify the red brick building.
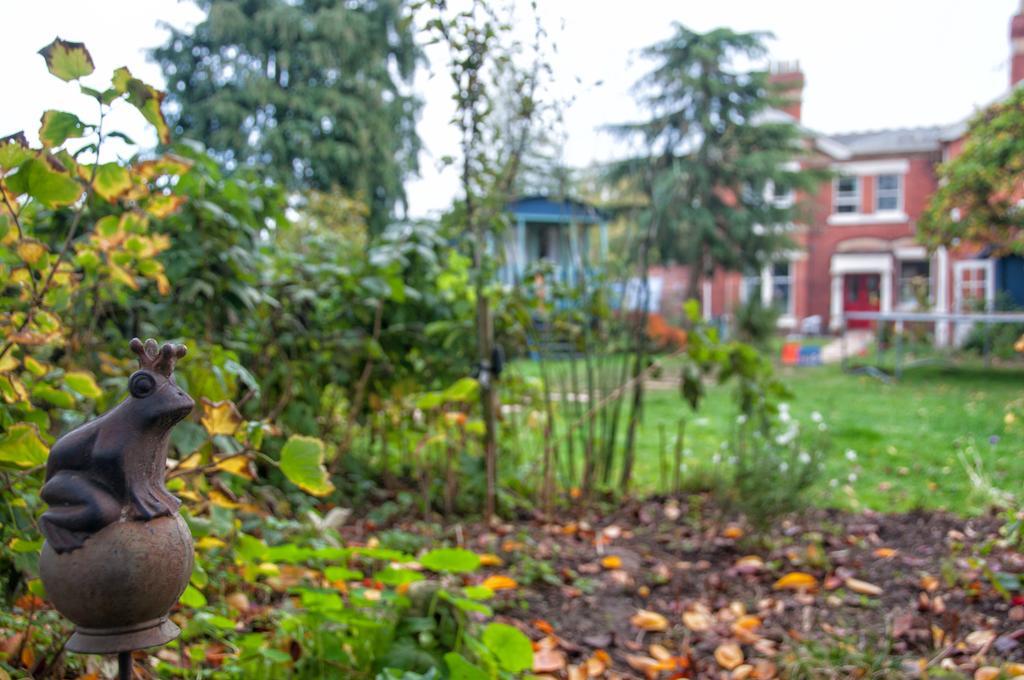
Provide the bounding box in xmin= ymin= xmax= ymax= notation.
xmin=650 ymin=6 xmax=1024 ymax=346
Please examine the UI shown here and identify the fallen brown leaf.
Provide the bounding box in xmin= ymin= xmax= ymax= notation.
xmin=631 ymin=609 xmax=669 ymax=632
xmin=715 ymin=642 xmax=744 ymax=670
xmin=845 ymin=577 xmax=883 ymax=596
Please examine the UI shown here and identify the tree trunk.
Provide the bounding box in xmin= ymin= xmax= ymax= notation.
xmin=475 ymin=269 xmax=499 ymax=523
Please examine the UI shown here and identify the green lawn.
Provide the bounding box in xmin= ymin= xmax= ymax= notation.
xmin=507 ymin=356 xmax=1024 ymax=514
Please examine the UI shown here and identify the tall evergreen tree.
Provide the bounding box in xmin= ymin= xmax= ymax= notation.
xmin=608 ymin=25 xmax=821 ymax=297
xmin=152 ymin=0 xmax=421 ymax=231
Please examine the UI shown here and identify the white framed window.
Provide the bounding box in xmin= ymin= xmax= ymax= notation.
xmin=876 ymin=173 xmax=902 ymax=212
xmin=766 ymin=180 xmax=795 ymax=208
xmin=898 ymin=259 xmax=930 ymax=307
xmin=953 ymin=260 xmax=995 ymax=313
xmin=833 ymin=175 xmax=860 ymax=214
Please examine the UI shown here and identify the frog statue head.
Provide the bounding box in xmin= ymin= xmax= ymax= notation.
xmin=124 ymin=337 xmax=195 ymax=430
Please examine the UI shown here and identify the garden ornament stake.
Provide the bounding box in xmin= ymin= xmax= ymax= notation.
xmin=38 ymin=338 xmax=195 ymax=676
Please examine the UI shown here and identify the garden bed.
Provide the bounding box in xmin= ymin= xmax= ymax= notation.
xmin=353 ymin=498 xmax=1024 ymax=678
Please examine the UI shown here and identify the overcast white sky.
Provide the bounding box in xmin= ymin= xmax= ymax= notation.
xmin=2 ymin=0 xmax=1019 ymax=217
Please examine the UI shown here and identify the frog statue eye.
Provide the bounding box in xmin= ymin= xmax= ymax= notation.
xmin=128 ymin=371 xmax=157 ymax=399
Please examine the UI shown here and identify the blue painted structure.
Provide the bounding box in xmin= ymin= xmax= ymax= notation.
xmin=995 ymin=255 xmax=1024 ymax=307
xmin=500 ymin=195 xmax=608 ymax=285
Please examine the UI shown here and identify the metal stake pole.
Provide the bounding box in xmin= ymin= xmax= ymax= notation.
xmin=118 ymin=651 xmax=132 ymax=680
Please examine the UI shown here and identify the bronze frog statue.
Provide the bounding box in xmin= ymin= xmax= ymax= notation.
xmin=39 ymin=338 xmax=196 ymax=654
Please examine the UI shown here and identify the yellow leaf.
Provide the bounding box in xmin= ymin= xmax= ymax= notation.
xmin=682 ymin=608 xmax=713 ymax=632
xmin=630 ymin=609 xmax=669 ymax=631
xmin=732 ymin=664 xmax=755 ymax=679
xmin=107 ymin=262 xmax=139 ymax=290
xmin=873 ymin=547 xmax=898 ymax=559
xmin=733 ymin=614 xmax=761 ymax=632
xmin=209 ymin=489 xmax=240 ymax=509
xmin=732 ymin=614 xmax=762 ymax=643
xmin=734 ymin=555 xmax=764 ymax=571
xmin=195 ymin=536 xmax=226 ymax=550
xmin=16 ymin=240 xmax=47 ymax=266
xmin=0 ymin=353 xmax=17 ymax=373
xmin=583 ymin=653 xmax=607 ymax=677
xmin=845 ymin=577 xmax=883 ymax=596
xmin=0 ymin=375 xmax=29 ymax=404
xmin=155 ymin=272 xmax=170 ymax=295
xmin=176 ymin=452 xmax=202 ymax=471
xmin=601 ymin=555 xmax=622 ymax=569
xmin=722 ymin=524 xmax=744 ymax=539
xmin=625 ymin=655 xmax=661 ymax=676
xmin=533 ymin=646 xmax=567 ymax=674
xmin=772 ymin=572 xmax=819 ymax=592
xmin=715 ymin=643 xmax=744 ymax=670
xmin=145 ymin=193 xmax=186 ymax=218
xmin=478 ymin=553 xmax=504 ymax=567
xmin=975 ymin=667 xmax=1001 ymax=680
xmin=966 ymin=629 xmax=997 ymax=649
xmin=481 ymin=575 xmax=518 ymax=591
xmin=215 ymin=455 xmax=255 ymax=480
xmin=23 ymin=355 xmax=48 ymax=377
xmin=200 ymin=398 xmax=243 ymax=436
xmin=919 ymin=574 xmax=939 ymax=592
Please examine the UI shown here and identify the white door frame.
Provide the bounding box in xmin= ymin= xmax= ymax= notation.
xmin=829 ymin=253 xmax=894 ymax=330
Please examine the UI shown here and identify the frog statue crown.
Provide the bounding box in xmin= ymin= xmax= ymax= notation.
xmin=129 ymin=337 xmax=187 ymax=377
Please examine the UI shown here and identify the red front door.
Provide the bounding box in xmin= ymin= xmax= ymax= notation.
xmin=844 ymin=273 xmax=881 ymax=329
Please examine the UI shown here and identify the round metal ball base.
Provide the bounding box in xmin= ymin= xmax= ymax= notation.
xmin=67 ymin=617 xmax=181 ymax=655
xmin=39 ymin=513 xmax=193 ymax=662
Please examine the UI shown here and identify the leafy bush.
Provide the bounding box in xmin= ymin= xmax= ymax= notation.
xmin=0 ymin=39 xmax=537 ymax=680
xmin=732 ymin=297 xmax=780 ymax=348
xmin=724 ymin=405 xmax=828 ymax=529
xmin=962 ymin=294 xmax=1024 ymax=359
xmin=678 ymin=301 xmax=829 ymax=525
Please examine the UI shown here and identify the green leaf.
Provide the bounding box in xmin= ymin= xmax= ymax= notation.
xmin=279 ymin=435 xmax=334 ymax=497
xmin=64 ymin=370 xmax=101 ymax=399
xmin=441 ymin=377 xmax=479 ymax=403
xmin=9 ymin=537 xmax=43 ymax=553
xmin=180 ymin=584 xmax=207 ymax=608
xmin=323 ymin=566 xmax=363 ymax=582
xmin=6 ymin=157 xmax=83 ymax=208
xmin=0 ymin=133 xmax=33 ymax=171
xmin=482 ymin=622 xmax=534 ymax=672
xmin=420 ymin=548 xmax=480 ymax=574
xmin=124 ymin=78 xmax=171 ymax=145
xmin=92 ymin=163 xmax=131 ymax=202
xmin=32 ymin=384 xmax=75 ymax=408
xmin=38 ymin=111 xmax=86 ymax=148
xmin=374 ymin=567 xmax=424 ymax=586
xmin=38 ymin=38 xmax=95 ymax=82
xmin=111 ymin=66 xmax=132 ymax=94
xmin=444 ymin=653 xmax=488 ymax=680
xmin=463 ymin=585 xmax=494 ymax=601
xmin=438 ymin=590 xmax=492 ymax=616
xmin=0 ymin=423 xmax=49 ymax=467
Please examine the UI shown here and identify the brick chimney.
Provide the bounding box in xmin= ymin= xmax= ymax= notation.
xmin=1012 ymin=1 xmax=1024 ymax=86
xmin=769 ymin=61 xmax=805 ymax=122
